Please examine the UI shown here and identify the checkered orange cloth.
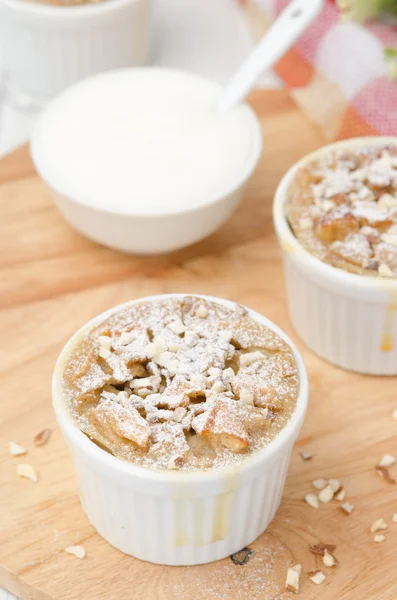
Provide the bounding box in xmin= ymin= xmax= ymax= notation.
xmin=240 ymin=0 xmax=397 ymax=139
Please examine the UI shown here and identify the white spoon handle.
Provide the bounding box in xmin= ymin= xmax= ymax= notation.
xmin=218 ymin=0 xmax=324 ymax=112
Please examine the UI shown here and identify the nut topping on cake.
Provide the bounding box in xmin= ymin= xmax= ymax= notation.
xmin=64 ymin=297 xmax=298 ymax=471
xmin=287 ymin=145 xmax=397 ymax=277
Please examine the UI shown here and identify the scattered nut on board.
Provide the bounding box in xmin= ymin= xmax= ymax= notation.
xmin=340 ymin=502 xmax=354 ymax=515
xmin=392 ymin=513 xmax=397 ymax=523
xmin=323 ymin=549 xmax=336 ymax=567
xmin=9 ymin=441 xmax=27 ymax=456
xmin=309 ymin=571 xmax=326 ymax=585
xmin=392 ymin=408 xmax=397 ymax=421
xmin=318 ymin=484 xmax=334 ymax=503
xmin=377 ymin=454 xmax=396 ymax=468
xmin=33 ymin=428 xmax=52 ymax=447
xmin=313 ymin=479 xmax=327 ymax=490
xmin=17 ymin=463 xmax=38 ymax=482
xmin=335 ymin=488 xmax=346 ymax=501
xmin=375 ymin=466 xmax=396 ymax=484
xmin=305 ymin=493 xmax=319 ymax=509
xmin=300 ymin=451 xmax=313 ymax=461
xmin=285 ymin=564 xmax=301 ymax=593
xmin=328 ymin=479 xmax=341 ymax=493
xmin=370 ymin=518 xmax=388 ymax=533
xmin=373 ymin=535 xmax=385 ymax=543
xmin=65 ymin=545 xmax=86 ymax=559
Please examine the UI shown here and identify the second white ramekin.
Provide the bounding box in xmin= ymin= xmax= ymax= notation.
xmin=0 ymin=0 xmax=151 ymax=100
xmin=274 ymin=137 xmax=397 ymax=376
xmin=52 ymin=294 xmax=308 ymax=565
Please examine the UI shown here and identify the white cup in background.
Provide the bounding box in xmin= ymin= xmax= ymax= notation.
xmin=0 ymin=0 xmax=152 ymax=102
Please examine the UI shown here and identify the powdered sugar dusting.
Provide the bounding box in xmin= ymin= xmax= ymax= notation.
xmin=63 ymin=296 xmax=298 ymax=472
xmin=173 ymin=535 xmax=291 ymax=599
xmin=287 ymin=144 xmax=397 ymax=277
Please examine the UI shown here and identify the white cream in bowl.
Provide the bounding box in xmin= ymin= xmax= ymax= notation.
xmin=31 ymin=68 xmax=262 ymax=254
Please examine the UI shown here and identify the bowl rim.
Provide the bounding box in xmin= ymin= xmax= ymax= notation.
xmin=52 ymin=293 xmax=308 ymax=484
xmin=0 ymin=0 xmax=143 ymax=19
xmin=30 ymin=67 xmax=263 ymax=218
xmin=273 ymin=136 xmax=397 ymax=293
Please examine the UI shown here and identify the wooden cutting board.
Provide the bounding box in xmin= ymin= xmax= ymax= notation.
xmin=1 ymin=90 xmax=397 ymax=600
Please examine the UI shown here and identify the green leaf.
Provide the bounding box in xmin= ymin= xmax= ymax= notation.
xmin=384 ymin=47 xmax=397 ymax=60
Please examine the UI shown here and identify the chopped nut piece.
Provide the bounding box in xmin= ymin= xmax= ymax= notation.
xmin=9 ymin=441 xmax=27 ymax=456
xmin=17 ymin=463 xmax=38 ymax=482
xmin=291 ymin=564 xmax=302 ymax=576
xmin=381 ymin=233 xmax=397 ymax=246
xmin=167 ymin=319 xmax=186 ymax=335
xmin=240 ymin=351 xmax=265 ymax=367
xmin=393 ymin=408 xmax=397 ymax=421
xmin=305 ymin=493 xmax=319 ymax=509
xmin=335 ymin=488 xmax=346 ymax=501
xmin=145 ymin=338 xmax=167 ymax=358
xmin=392 ymin=513 xmax=397 ymax=523
xmin=323 ymin=550 xmax=336 ymax=567
xmin=299 ymin=451 xmax=313 ymax=461
xmin=240 ymin=388 xmax=254 ymax=405
xmin=118 ymin=331 xmax=135 ymax=346
xmin=378 ymin=193 xmax=397 ymax=210
xmin=312 ymin=479 xmax=328 ymax=490
xmin=196 ymin=304 xmax=208 ymax=318
xmin=328 ymin=479 xmax=341 ymax=493
xmin=310 ymin=571 xmax=326 ymax=585
xmin=211 ymin=380 xmax=226 ymax=393
xmin=299 ymin=216 xmax=313 ymax=230
xmin=207 ymin=367 xmax=221 ymax=379
xmin=98 ymin=347 xmax=111 ymax=359
xmin=285 ymin=565 xmax=301 ymax=593
xmin=98 ymin=336 xmax=112 ymax=348
xmin=173 ymin=407 xmax=187 ymax=423
xmin=65 ymin=545 xmax=86 ymax=559
xmin=370 ymin=518 xmax=388 ymax=533
xmin=322 ymin=199 xmax=335 ymax=212
xmin=378 ymin=454 xmax=396 ymax=468
xmin=168 ymin=342 xmax=182 ymax=353
xmin=318 ymin=484 xmax=334 ymax=503
xmin=375 ymin=466 xmax=396 ymax=484
xmin=33 ymin=428 xmax=52 ymax=447
xmin=340 ymin=502 xmax=354 ymax=515
xmin=309 ymin=543 xmax=336 ymax=556
xmin=378 ymin=263 xmax=394 ymax=277
xmin=374 ymin=534 xmax=385 ymax=543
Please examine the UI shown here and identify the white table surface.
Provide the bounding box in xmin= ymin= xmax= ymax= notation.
xmin=0 ymin=0 xmax=280 ymax=597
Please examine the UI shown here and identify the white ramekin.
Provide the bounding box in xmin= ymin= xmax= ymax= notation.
xmin=0 ymin=0 xmax=151 ymax=100
xmin=30 ymin=76 xmax=262 ymax=255
xmin=52 ymin=294 xmax=308 ymax=566
xmin=274 ymin=136 xmax=397 ymax=376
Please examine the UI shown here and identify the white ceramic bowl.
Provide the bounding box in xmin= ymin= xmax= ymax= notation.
xmin=0 ymin=0 xmax=151 ymax=100
xmin=274 ymin=136 xmax=397 ymax=376
xmin=52 ymin=294 xmax=308 ymax=566
xmin=30 ymin=70 xmax=263 ymax=255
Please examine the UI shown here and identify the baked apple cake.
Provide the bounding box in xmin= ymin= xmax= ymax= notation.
xmin=63 ymin=296 xmax=298 ymax=471
xmin=286 ymin=144 xmax=397 ymax=277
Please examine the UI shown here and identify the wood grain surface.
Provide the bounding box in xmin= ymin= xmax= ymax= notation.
xmin=1 ymin=90 xmax=397 ymax=600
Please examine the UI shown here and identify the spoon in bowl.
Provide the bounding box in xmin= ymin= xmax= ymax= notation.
xmin=218 ymin=0 xmax=324 ymax=112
